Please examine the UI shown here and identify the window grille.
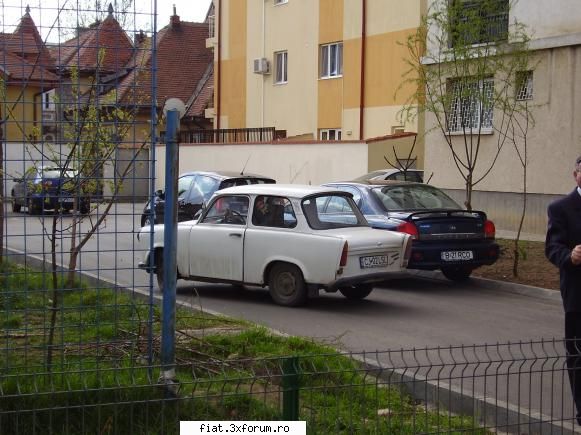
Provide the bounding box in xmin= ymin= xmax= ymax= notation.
xmin=516 ymin=71 xmax=533 ymax=101
xmin=447 ymin=78 xmax=494 ymax=132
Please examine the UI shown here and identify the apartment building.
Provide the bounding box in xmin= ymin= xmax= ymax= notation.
xmin=207 ymin=0 xmax=425 ymax=141
xmin=423 ymin=0 xmax=581 ymax=234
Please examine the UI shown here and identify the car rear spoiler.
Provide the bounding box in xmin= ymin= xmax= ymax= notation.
xmin=406 ymin=209 xmax=488 ymax=221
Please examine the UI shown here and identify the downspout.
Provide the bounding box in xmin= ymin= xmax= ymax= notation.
xmin=261 ymin=0 xmax=265 ymax=128
xmin=216 ymin=0 xmax=222 ymax=131
xmin=359 ymin=0 xmax=366 ymax=140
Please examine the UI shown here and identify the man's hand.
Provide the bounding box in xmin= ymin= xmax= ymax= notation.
xmin=572 ymin=245 xmax=581 ymax=266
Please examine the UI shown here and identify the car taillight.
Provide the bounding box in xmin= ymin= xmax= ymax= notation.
xmin=396 ymin=222 xmax=418 ymax=239
xmin=403 ymin=235 xmax=413 ymax=267
xmin=340 ymin=241 xmax=349 ymax=267
xmin=484 ymin=220 xmax=495 ymax=239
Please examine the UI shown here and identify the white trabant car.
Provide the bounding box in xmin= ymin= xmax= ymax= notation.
xmin=138 ymin=184 xmax=412 ymax=306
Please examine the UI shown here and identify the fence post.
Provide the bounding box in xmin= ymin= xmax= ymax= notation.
xmin=282 ymin=356 xmax=300 ymax=421
xmin=159 ymin=108 xmax=180 ymax=393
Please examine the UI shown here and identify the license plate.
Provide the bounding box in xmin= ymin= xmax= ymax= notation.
xmin=441 ymin=250 xmax=473 ymax=261
xmin=59 ymin=197 xmax=74 ymax=204
xmin=360 ymin=255 xmax=389 ymax=269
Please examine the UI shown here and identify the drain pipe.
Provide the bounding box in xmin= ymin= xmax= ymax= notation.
xmin=359 ymin=0 xmax=366 ymax=140
xmin=216 ymin=0 xmax=222 ymax=131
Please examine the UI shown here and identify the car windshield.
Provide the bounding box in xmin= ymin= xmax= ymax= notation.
xmin=220 ymin=178 xmax=275 ymax=188
xmin=372 ymin=184 xmax=461 ymax=211
xmin=42 ymin=168 xmax=77 ymax=178
xmin=301 ymin=194 xmax=367 ymax=230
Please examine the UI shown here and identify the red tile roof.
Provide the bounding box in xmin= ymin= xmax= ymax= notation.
xmin=51 ymin=13 xmax=134 ymax=74
xmin=0 ymin=10 xmax=54 ymax=70
xmin=114 ymin=18 xmax=212 ymax=111
xmin=0 ymin=49 xmax=58 ymax=84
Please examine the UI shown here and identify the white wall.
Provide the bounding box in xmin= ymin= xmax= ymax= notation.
xmin=154 ymin=141 xmax=369 ymax=190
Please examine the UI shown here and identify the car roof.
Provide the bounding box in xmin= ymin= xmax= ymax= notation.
xmin=327 ymin=180 xmax=425 ymax=188
xmin=216 ymin=183 xmax=343 ymax=198
xmin=179 ymin=170 xmax=274 ymax=181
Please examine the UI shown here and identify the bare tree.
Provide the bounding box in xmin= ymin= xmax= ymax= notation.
xmin=399 ymin=0 xmax=533 ymax=210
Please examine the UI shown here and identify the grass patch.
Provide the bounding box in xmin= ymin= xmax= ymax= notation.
xmin=0 ymin=260 xmax=489 ymax=434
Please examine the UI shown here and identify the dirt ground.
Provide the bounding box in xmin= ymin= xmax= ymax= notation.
xmin=472 ymin=239 xmax=560 ymax=291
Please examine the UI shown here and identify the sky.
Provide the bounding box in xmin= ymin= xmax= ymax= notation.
xmin=0 ymin=0 xmax=212 ymax=41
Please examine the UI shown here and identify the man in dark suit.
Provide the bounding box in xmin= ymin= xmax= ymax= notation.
xmin=545 ymin=155 xmax=581 ymax=424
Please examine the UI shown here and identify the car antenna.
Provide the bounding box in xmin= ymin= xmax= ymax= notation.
xmin=240 ymin=154 xmax=252 ymax=175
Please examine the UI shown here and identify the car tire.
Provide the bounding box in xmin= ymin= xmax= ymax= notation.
xmin=80 ymin=201 xmax=90 ymax=215
xmin=339 ymin=284 xmax=373 ymax=300
xmin=12 ymin=199 xmax=21 ymax=213
xmin=28 ymin=199 xmax=42 ymax=215
xmin=441 ymin=266 xmax=473 ymax=282
xmin=142 ymin=215 xmax=155 ymax=227
xmin=268 ymin=263 xmax=307 ymax=307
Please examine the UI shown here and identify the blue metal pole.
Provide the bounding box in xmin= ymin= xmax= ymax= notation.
xmin=160 ymin=109 xmax=179 ymax=389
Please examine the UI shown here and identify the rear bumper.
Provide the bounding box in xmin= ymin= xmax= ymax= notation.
xmin=407 ymin=240 xmax=499 ymax=270
xmin=326 ymin=271 xmax=401 ymax=291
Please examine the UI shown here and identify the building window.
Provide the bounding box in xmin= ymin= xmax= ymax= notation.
xmin=274 ymin=51 xmax=288 ymax=84
xmin=320 ymin=42 xmax=343 ymax=78
xmin=449 ymin=0 xmax=509 ymax=47
xmin=447 ymin=78 xmax=494 ymax=133
xmin=320 ymin=129 xmax=342 ymax=141
xmin=516 ymin=71 xmax=533 ymax=101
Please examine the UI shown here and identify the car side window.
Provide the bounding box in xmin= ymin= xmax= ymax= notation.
xmin=177 ymin=175 xmax=195 ymax=199
xmin=252 ymin=195 xmax=296 ymax=228
xmin=190 ymin=175 xmax=220 ymax=203
xmin=201 ymin=195 xmax=249 ymax=225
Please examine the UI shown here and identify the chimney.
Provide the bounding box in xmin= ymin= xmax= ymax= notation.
xmin=135 ymin=30 xmax=146 ymax=45
xmin=170 ymin=5 xmax=180 ymax=28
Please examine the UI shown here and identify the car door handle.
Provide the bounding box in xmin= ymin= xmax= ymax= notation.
xmin=229 ymin=233 xmax=242 ymax=238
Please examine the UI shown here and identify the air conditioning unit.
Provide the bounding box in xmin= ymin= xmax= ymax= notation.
xmin=253 ymin=58 xmax=270 ymax=74
xmin=42 ymin=111 xmax=55 ymax=122
xmin=43 ymin=134 xmax=55 ymax=143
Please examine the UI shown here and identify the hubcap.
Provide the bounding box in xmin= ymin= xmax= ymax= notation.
xmin=276 ymin=272 xmax=296 ymax=297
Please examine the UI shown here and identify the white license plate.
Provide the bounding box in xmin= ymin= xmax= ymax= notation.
xmin=59 ymin=197 xmax=74 ymax=204
xmin=441 ymin=250 xmax=474 ymax=261
xmin=360 ymin=255 xmax=389 ymax=269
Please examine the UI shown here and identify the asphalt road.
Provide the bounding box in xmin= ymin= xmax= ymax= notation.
xmin=3 ymin=203 xmax=574 ymax=427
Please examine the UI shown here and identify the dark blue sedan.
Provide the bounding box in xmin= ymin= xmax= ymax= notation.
xmin=323 ymin=180 xmax=499 ymax=281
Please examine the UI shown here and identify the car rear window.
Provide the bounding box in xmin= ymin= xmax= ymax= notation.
xmin=372 ymin=185 xmax=460 ymax=211
xmin=302 ymin=194 xmax=367 ymax=230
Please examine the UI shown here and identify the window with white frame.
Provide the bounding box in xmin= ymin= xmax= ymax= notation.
xmin=516 ymin=71 xmax=533 ymax=101
xmin=447 ymin=77 xmax=494 ymax=132
xmin=274 ymin=51 xmax=288 ymax=84
xmin=320 ymin=42 xmax=343 ymax=78
xmin=320 ymin=129 xmax=342 ymax=141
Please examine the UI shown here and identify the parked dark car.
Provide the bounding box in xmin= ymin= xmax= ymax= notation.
xmin=11 ymin=166 xmax=91 ymax=215
xmin=323 ymin=180 xmax=499 ymax=281
xmin=354 ymin=168 xmax=424 ymax=183
xmin=141 ymin=171 xmax=276 ymax=226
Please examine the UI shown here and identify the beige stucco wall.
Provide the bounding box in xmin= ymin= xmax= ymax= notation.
xmin=367 ymin=134 xmax=424 ymax=174
xmin=154 ymin=141 xmax=368 ymax=190
xmin=425 ymin=46 xmax=581 ymax=196
xmin=512 ymin=0 xmax=581 ymax=40
xmin=245 ymin=0 xmax=319 ymax=137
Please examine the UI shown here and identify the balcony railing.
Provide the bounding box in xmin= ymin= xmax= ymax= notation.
xmin=160 ymin=128 xmax=287 ymax=144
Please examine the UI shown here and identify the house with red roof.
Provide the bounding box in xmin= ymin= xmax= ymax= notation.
xmin=0 ymin=5 xmax=58 ymax=142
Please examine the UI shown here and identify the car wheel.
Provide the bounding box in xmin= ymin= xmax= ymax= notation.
xmin=339 ymin=284 xmax=373 ymax=300
xmin=12 ymin=199 xmax=21 ymax=213
xmin=80 ymin=201 xmax=90 ymax=215
xmin=28 ymin=199 xmax=42 ymax=215
xmin=441 ymin=266 xmax=473 ymax=282
xmin=268 ymin=263 xmax=307 ymax=307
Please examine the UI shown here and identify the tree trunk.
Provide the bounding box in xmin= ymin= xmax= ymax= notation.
xmin=513 ymin=167 xmax=528 ymax=277
xmin=46 ymin=215 xmax=60 ymax=370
